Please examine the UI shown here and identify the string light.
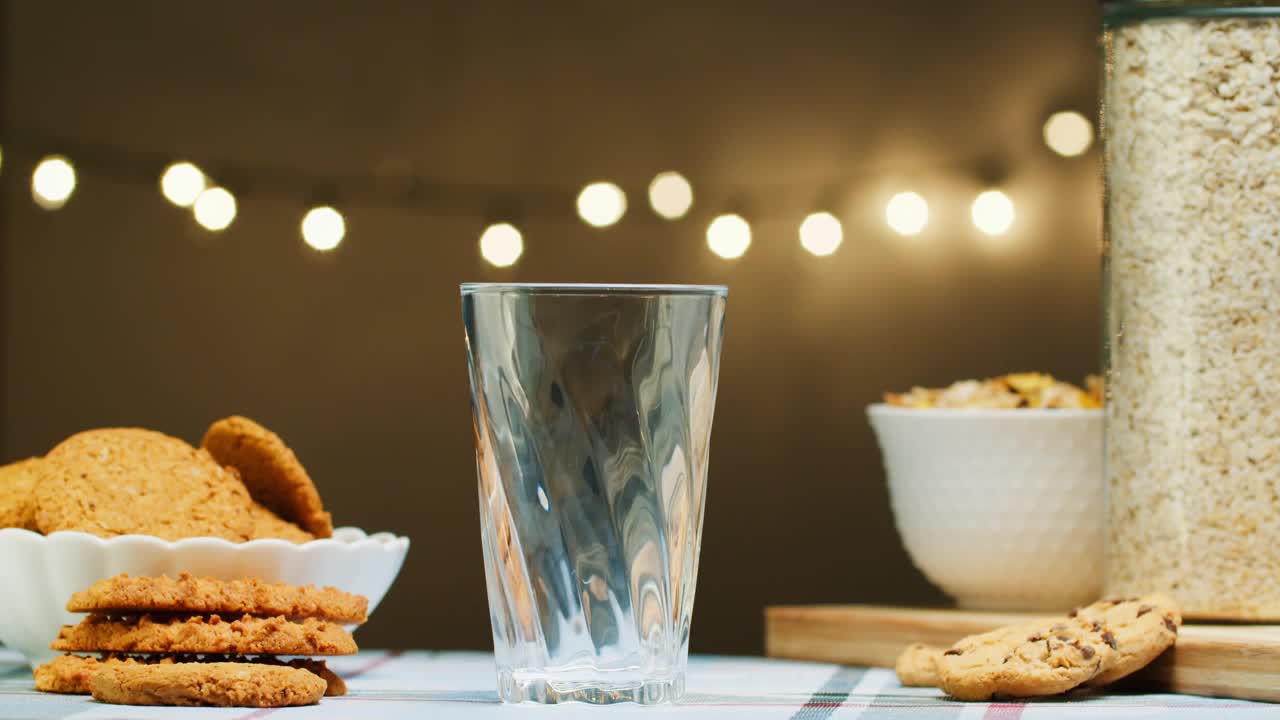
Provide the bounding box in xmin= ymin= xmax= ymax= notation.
xmin=160 ymin=162 xmax=207 ymax=208
xmin=648 ymin=171 xmax=693 ymax=219
xmin=706 ymin=214 xmax=751 ymax=259
xmin=0 ymin=146 xmax=4 ymax=175
xmin=480 ymin=223 xmax=523 ymax=267
xmin=576 ymin=182 xmax=627 ymax=227
xmin=1043 ymin=111 xmax=1094 ymax=157
xmin=885 ymin=191 xmax=929 ymax=236
xmin=31 ymin=155 xmax=77 ymax=210
xmin=799 ymin=212 xmax=843 ymax=256
xmin=971 ymin=189 xmax=1015 ymax=236
xmin=193 ymin=187 xmax=237 ymax=231
xmin=301 ymin=206 xmax=345 ymax=251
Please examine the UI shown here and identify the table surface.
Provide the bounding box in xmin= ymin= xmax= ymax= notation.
xmin=2 ymin=649 xmax=1278 ymax=719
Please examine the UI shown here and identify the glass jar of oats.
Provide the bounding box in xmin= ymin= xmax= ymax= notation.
xmin=1103 ymin=1 xmax=1280 ymax=620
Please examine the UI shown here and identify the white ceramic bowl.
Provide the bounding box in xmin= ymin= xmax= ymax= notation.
xmin=867 ymin=404 xmax=1103 ymax=611
xmin=0 ymin=526 xmax=409 ymax=667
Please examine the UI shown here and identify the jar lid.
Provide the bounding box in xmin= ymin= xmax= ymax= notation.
xmin=1103 ymin=1 xmax=1280 ymax=26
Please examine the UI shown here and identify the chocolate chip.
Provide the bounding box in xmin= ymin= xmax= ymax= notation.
xmin=1164 ymin=617 xmax=1177 ymax=633
xmin=1102 ymin=631 xmax=1117 ymax=649
xmin=1091 ymin=621 xmax=1103 ymax=632
xmin=1056 ymin=634 xmax=1071 ymax=641
xmin=1002 ymin=655 xmax=1011 ymax=664
xmin=1027 ymin=635 xmax=1043 ymax=642
xmin=1068 ymin=608 xmax=1079 ymax=618
xmin=1045 ymin=639 xmax=1053 ymax=654
xmin=1081 ymin=645 xmax=1096 ymax=659
xmin=944 ymin=649 xmax=962 ymax=656
xmin=1137 ymin=604 xmax=1152 ymax=617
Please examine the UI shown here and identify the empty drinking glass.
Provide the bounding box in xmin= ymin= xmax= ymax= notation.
xmin=461 ymin=283 xmax=727 ymax=704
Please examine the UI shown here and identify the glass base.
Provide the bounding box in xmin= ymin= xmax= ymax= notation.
xmin=497 ymin=669 xmax=686 ymax=705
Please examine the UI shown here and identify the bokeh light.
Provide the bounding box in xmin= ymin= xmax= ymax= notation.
xmin=885 ymin=191 xmax=929 ymax=236
xmin=160 ymin=162 xmax=207 ymax=208
xmin=706 ymin=214 xmax=751 ymax=259
xmin=576 ymin=182 xmax=627 ymax=227
xmin=1043 ymin=111 xmax=1094 ymax=157
xmin=971 ymin=189 xmax=1015 ymax=236
xmin=31 ymin=155 xmax=77 ymax=210
xmin=193 ymin=187 xmax=237 ymax=231
xmin=301 ymin=206 xmax=346 ymax=251
xmin=648 ymin=171 xmax=693 ymax=220
xmin=480 ymin=223 xmax=523 ymax=267
xmin=799 ymin=212 xmax=843 ymax=256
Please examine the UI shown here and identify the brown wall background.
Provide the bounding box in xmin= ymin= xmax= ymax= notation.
xmin=1 ymin=1 xmax=1103 ymax=654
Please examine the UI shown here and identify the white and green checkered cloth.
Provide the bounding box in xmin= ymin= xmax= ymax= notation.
xmin=2 ymin=649 xmax=1277 ymax=719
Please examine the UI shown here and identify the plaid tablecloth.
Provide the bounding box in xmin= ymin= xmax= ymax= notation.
xmin=2 ymin=648 xmax=1277 ymax=719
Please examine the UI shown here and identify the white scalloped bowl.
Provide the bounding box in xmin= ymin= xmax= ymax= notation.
xmin=0 ymin=526 xmax=409 ymax=667
xmin=868 ymin=405 xmax=1104 ymax=612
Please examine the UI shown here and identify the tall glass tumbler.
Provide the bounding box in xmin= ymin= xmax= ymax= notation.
xmin=461 ymin=283 xmax=727 ymax=704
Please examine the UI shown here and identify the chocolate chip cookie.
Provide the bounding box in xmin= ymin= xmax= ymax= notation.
xmin=1074 ymin=594 xmax=1181 ymax=686
xmin=937 ymin=618 xmax=1114 ymax=701
xmin=895 ymin=643 xmax=943 ymax=687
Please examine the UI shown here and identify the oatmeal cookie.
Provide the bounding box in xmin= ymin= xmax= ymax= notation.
xmin=33 ymin=429 xmax=254 ymax=541
xmin=33 ymin=654 xmax=147 ymax=693
xmin=201 ymin=416 xmax=332 ymax=538
xmin=0 ymin=457 xmax=42 ymax=530
xmin=249 ymin=500 xmax=315 ymax=543
xmin=51 ymin=614 xmax=358 ymax=656
xmin=90 ymin=662 xmax=325 ymax=707
xmin=34 ymin=654 xmax=345 ymax=697
xmin=895 ymin=643 xmax=942 ymax=687
xmin=67 ymin=573 xmax=367 ymax=624
xmin=937 ymin=618 xmax=1113 ymax=701
xmin=1074 ymin=594 xmax=1181 ymax=686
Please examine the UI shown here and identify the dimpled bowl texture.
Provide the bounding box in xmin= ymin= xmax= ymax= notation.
xmin=0 ymin=526 xmax=409 ymax=667
xmin=867 ymin=404 xmax=1103 ymax=611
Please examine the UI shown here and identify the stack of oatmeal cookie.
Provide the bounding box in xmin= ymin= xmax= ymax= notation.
xmin=0 ymin=415 xmax=331 ymax=543
xmin=35 ymin=574 xmax=365 ymax=707
xmin=895 ymin=594 xmax=1181 ymax=700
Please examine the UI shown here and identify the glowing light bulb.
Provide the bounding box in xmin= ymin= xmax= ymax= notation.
xmin=648 ymin=171 xmax=693 ymax=220
xmin=160 ymin=162 xmax=207 ymax=207
xmin=193 ymin=187 xmax=237 ymax=231
xmin=971 ymin=190 xmax=1015 ymax=236
xmin=885 ymin=191 xmax=929 ymax=236
xmin=1043 ymin=111 xmax=1094 ymax=157
xmin=799 ymin=212 xmax=843 ymax=256
xmin=576 ymin=182 xmax=627 ymax=227
xmin=301 ymin=206 xmax=345 ymax=251
xmin=706 ymin=214 xmax=751 ymax=259
xmin=31 ymin=155 xmax=76 ymax=210
xmin=480 ymin=223 xmax=523 ymax=267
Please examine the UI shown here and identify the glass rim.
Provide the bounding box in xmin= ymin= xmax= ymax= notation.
xmin=460 ymin=282 xmax=728 ymax=297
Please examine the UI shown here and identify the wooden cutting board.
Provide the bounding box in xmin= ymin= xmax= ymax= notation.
xmin=765 ymin=605 xmax=1280 ymax=703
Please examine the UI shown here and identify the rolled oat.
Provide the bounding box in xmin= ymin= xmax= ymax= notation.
xmin=1104 ymin=12 xmax=1280 ymax=619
